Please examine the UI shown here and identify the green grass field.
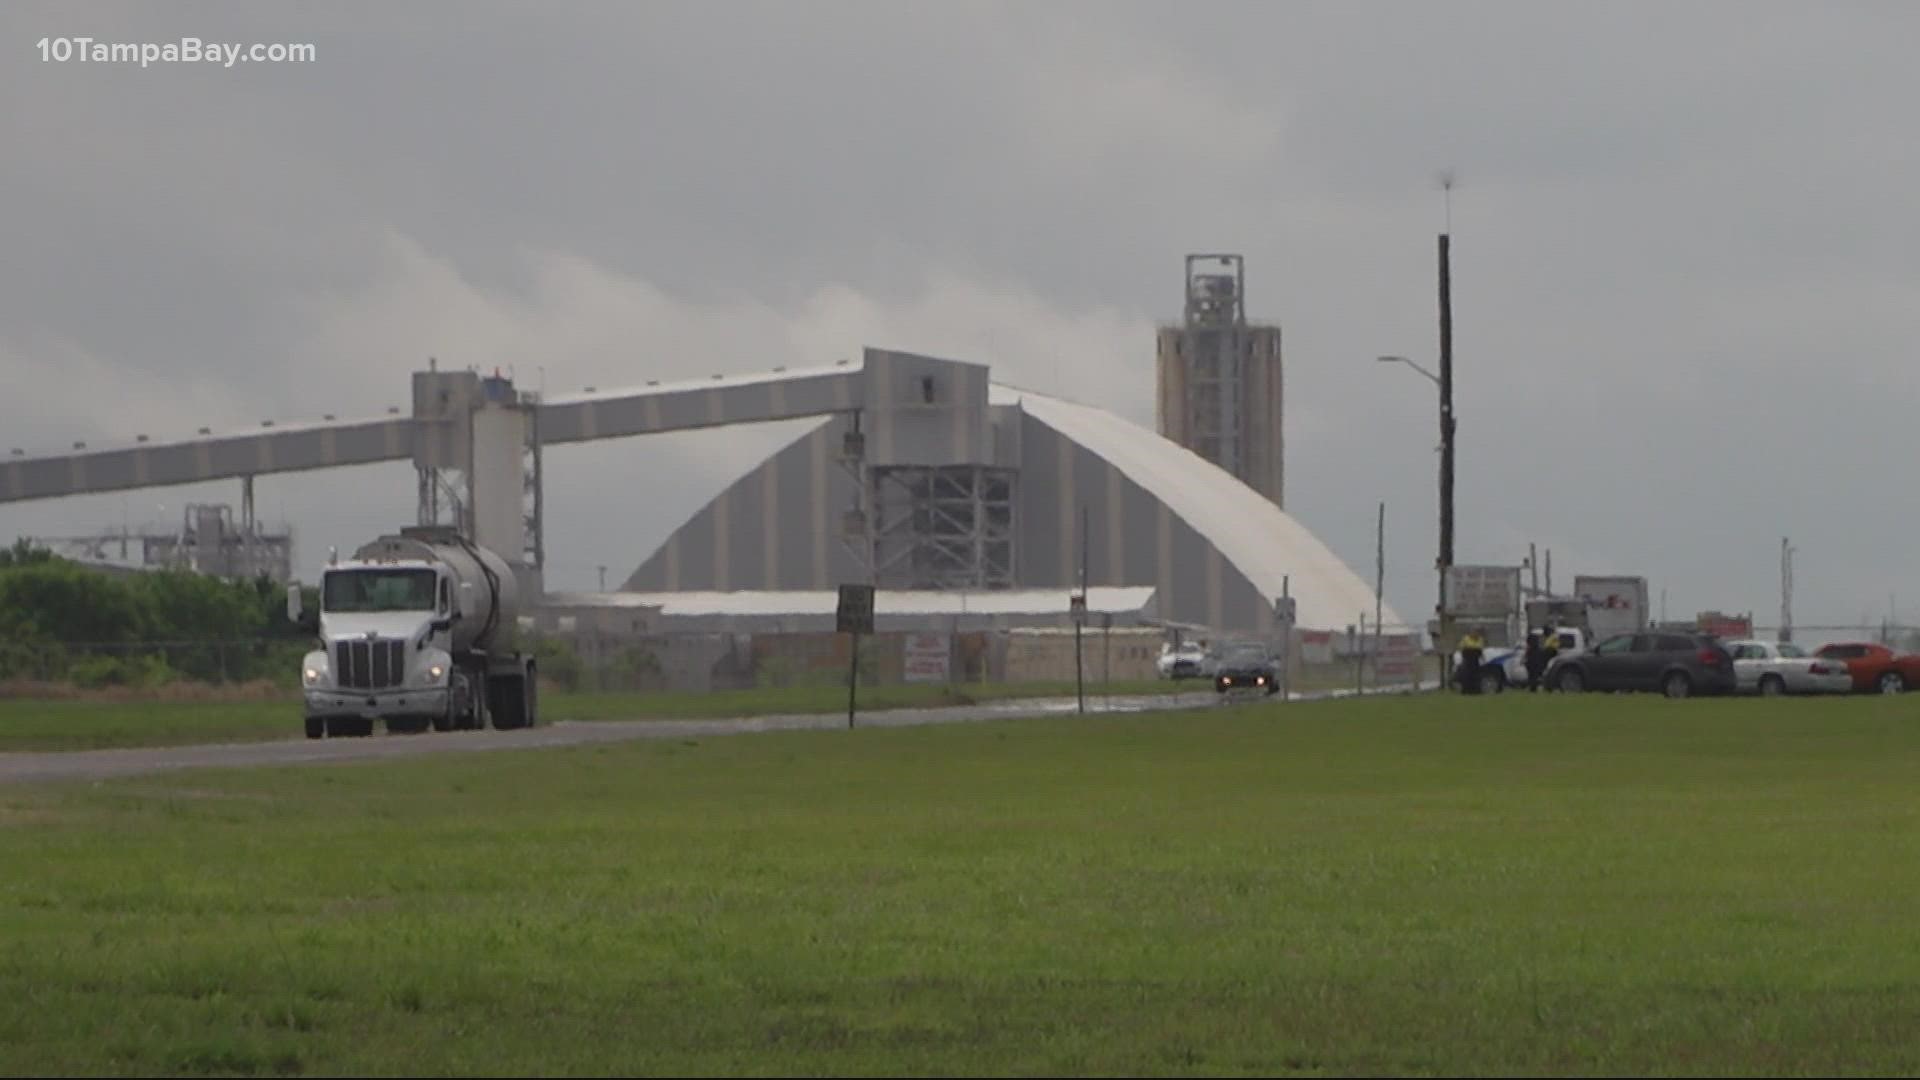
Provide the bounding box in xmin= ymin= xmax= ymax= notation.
xmin=5 ymin=691 xmax=1920 ymax=1075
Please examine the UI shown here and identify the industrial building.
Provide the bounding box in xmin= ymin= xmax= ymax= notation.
xmin=25 ymin=501 xmax=292 ymax=583
xmin=2 ymin=321 xmax=1402 ymax=685
xmin=623 ymin=350 xmax=1391 ymax=636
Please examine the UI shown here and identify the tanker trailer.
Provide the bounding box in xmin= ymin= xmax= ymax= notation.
xmin=286 ymin=525 xmax=537 ymax=738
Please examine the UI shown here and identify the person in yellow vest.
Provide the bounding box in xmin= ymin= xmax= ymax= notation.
xmin=1540 ymin=622 xmax=1562 ymax=688
xmin=1458 ymin=628 xmax=1487 ymax=694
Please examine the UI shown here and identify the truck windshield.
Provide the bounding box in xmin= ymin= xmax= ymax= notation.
xmin=323 ymin=568 xmax=437 ymax=613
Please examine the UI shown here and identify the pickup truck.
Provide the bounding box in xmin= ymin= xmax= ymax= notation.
xmin=1462 ymin=628 xmax=1591 ymax=693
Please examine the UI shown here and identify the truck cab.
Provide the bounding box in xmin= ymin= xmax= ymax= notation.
xmin=288 ymin=559 xmax=462 ymax=739
xmin=287 ymin=526 xmax=536 ymax=740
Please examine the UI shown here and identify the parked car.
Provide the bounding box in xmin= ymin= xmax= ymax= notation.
xmin=1213 ymin=643 xmax=1280 ymax=696
xmin=1546 ymin=631 xmax=1737 ymax=698
xmin=1811 ymin=642 xmax=1920 ymax=694
xmin=1469 ymin=627 xmax=1592 ymax=693
xmin=1724 ymin=639 xmax=1853 ymax=696
xmin=1156 ymin=642 xmax=1212 ymax=680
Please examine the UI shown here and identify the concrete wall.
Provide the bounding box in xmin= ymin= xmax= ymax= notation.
xmin=1155 ymin=324 xmax=1283 ymax=509
xmin=1003 ymin=627 xmax=1162 ymax=683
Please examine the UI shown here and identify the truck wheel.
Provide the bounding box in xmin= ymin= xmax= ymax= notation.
xmin=452 ymin=670 xmax=483 ymax=730
xmin=488 ymin=676 xmax=527 ymax=730
xmin=304 ymin=717 xmax=324 ymax=740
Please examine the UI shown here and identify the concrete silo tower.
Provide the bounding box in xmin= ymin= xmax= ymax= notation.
xmin=1154 ymin=254 xmax=1284 ymax=508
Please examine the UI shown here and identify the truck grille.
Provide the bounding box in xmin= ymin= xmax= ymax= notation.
xmin=335 ymin=638 xmax=406 ymax=690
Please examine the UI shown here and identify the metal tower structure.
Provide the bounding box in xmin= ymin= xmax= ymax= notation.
xmin=404 ymin=361 xmax=546 ymax=595
xmin=29 ymin=497 xmax=294 ymax=582
xmin=835 ymin=411 xmax=875 ymax=584
xmin=1187 ymin=254 xmax=1245 ymax=474
xmin=1155 ymin=254 xmax=1284 ymax=508
xmin=832 ymin=409 xmax=1015 ymax=590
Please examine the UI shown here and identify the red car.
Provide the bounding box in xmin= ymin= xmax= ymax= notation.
xmin=1812 ymin=642 xmax=1920 ymax=694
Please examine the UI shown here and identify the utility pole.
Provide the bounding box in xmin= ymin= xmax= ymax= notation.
xmin=1075 ymin=504 xmax=1089 ymax=715
xmin=1528 ymin=542 xmax=1539 ymax=596
xmin=1374 ymin=501 xmax=1385 ymax=689
xmin=1780 ymin=538 xmax=1794 ymax=644
xmin=598 ymin=565 xmax=607 ymax=592
xmin=1436 ymin=228 xmax=1457 ymax=651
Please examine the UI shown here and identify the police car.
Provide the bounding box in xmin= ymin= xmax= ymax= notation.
xmin=1458 ymin=627 xmax=1591 ymax=692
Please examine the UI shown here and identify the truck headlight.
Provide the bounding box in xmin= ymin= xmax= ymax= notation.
xmin=304 ymin=666 xmax=323 ymax=687
xmin=427 ymin=663 xmax=446 ymax=681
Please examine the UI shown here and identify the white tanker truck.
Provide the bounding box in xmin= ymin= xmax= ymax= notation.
xmin=285 ymin=526 xmax=538 ymax=738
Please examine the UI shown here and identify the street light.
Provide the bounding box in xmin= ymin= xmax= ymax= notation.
xmin=1378 ymin=354 xmax=1440 ymax=388
xmin=1375 ymin=348 xmax=1457 ymax=663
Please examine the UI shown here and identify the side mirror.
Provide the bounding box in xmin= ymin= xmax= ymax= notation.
xmin=431 ymin=616 xmax=454 ymax=634
xmin=286 ymin=584 xmax=303 ymax=624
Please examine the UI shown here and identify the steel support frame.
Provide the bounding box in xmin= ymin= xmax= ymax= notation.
xmin=1180 ymin=255 xmax=1247 ymax=481
xmin=834 ymin=413 xmax=877 ymax=585
xmin=523 ymin=392 xmax=544 ymax=576
xmin=868 ymin=464 xmax=1015 ymax=590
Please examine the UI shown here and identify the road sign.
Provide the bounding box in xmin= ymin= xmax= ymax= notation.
xmin=1273 ymin=596 xmax=1297 ymax=627
xmin=1445 ymin=565 xmax=1521 ymax=618
xmin=837 ymin=584 xmax=874 ymax=635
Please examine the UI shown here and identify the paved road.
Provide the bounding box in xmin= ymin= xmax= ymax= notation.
xmin=0 ymin=682 xmax=1435 ymax=787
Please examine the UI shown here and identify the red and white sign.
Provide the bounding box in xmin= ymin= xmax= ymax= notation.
xmin=903 ymin=633 xmax=949 ymax=682
xmin=1299 ymin=630 xmax=1335 ymax=665
xmin=1376 ymin=633 xmax=1418 ymax=678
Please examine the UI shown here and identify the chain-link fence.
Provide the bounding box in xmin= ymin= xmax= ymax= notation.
xmin=27 ymin=619 xmax=1909 ymax=701
xmin=1292 ymin=621 xmax=1436 ymax=694
xmin=0 ymin=638 xmax=310 ymax=694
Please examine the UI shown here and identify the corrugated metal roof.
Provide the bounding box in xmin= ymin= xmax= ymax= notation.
xmin=990 ymin=384 xmax=1401 ymax=631
xmin=541 ymin=586 xmax=1156 ymax=617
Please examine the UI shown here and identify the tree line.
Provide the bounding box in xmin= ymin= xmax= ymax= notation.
xmin=0 ymin=540 xmax=319 ymax=688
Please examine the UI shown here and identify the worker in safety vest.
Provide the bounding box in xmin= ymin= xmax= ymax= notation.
xmin=1458 ymin=629 xmax=1487 ymax=693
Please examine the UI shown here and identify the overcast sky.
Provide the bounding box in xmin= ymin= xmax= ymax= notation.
xmin=4 ymin=0 xmax=1918 ymax=633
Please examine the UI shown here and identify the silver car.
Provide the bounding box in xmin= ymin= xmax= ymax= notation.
xmin=1726 ymin=639 xmax=1853 ymax=696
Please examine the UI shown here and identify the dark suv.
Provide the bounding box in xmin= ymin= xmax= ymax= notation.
xmin=1547 ymin=632 xmax=1737 ymax=699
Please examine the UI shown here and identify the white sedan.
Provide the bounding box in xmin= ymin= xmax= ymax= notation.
xmin=1156 ymin=642 xmax=1213 ymax=680
xmin=1725 ymin=639 xmax=1853 ymax=696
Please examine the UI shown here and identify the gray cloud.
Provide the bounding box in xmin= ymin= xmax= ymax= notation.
xmin=3 ymin=0 xmax=1917 ymax=634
